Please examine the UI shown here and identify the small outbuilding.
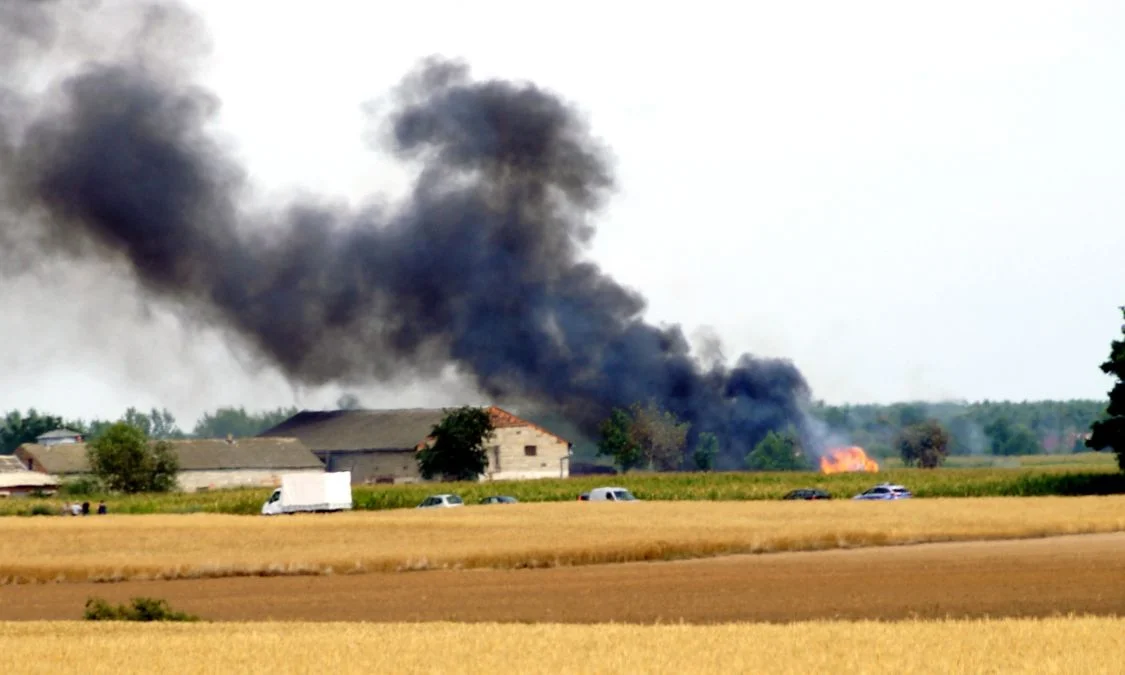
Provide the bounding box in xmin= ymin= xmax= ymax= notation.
xmin=0 ymin=456 xmax=60 ymax=497
xmin=15 ymin=437 xmax=324 ymax=492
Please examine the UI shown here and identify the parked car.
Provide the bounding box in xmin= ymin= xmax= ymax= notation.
xmin=782 ymin=488 xmax=832 ymax=500
xmin=853 ymin=483 xmax=912 ymax=500
xmin=585 ymin=486 xmax=638 ymax=502
xmin=480 ymin=495 xmax=518 ymax=505
xmin=417 ymin=494 xmax=464 ymax=508
xmin=577 ymin=492 xmax=590 ymax=501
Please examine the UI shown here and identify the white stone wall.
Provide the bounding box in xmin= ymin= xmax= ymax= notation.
xmin=483 ymin=426 xmax=569 ymax=482
xmin=177 ymin=468 xmax=324 ymax=492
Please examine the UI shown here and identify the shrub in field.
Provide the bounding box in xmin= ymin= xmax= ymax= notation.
xmin=896 ymin=420 xmax=951 ymax=468
xmin=84 ymin=597 xmax=199 ymax=622
xmin=744 ymin=431 xmax=806 ymax=471
xmin=60 ymin=477 xmax=103 ymax=496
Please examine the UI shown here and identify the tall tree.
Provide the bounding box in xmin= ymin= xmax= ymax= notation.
xmin=693 ymin=432 xmax=719 ymax=471
xmin=745 ymin=430 xmax=806 ymax=471
xmin=628 ymin=401 xmax=691 ymax=471
xmin=597 ymin=408 xmax=643 ymax=472
xmin=192 ymin=406 xmax=298 ymax=438
xmin=983 ymin=417 xmax=1042 ymax=456
xmin=1087 ymin=306 xmax=1125 ymax=471
xmin=87 ymin=422 xmax=179 ymax=493
xmin=416 ymin=406 xmax=494 ymax=481
xmin=896 ymin=420 xmax=951 ymax=468
xmin=0 ymin=409 xmax=64 ymax=453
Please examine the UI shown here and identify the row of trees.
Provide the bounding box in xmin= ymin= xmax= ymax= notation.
xmin=0 ymin=405 xmax=301 ymax=454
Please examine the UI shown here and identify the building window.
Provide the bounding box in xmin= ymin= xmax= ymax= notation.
xmin=492 ymin=446 xmax=501 ymax=472
xmin=524 ymin=445 xmax=537 ymax=456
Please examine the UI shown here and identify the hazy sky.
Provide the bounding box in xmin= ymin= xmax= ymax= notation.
xmin=1 ymin=0 xmax=1122 ymax=426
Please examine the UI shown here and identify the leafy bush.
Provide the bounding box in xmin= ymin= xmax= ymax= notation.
xmin=84 ymin=597 xmax=199 ymax=622
xmin=60 ymin=477 xmax=103 ymax=496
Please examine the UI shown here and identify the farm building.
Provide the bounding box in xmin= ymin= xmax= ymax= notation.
xmin=36 ymin=428 xmax=83 ymax=446
xmin=14 ymin=437 xmax=324 ymax=492
xmin=259 ymin=406 xmax=571 ymax=484
xmin=0 ymin=456 xmax=60 ymax=497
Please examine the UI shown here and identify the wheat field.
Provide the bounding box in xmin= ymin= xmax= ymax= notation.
xmin=1 ymin=617 xmax=1121 ymax=674
xmin=3 ymin=497 xmax=1124 ymax=584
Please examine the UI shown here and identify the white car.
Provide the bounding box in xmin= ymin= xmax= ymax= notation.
xmin=417 ymin=494 xmax=464 ymax=508
xmin=585 ymin=486 xmax=639 ymax=502
xmin=853 ymin=483 xmax=913 ymax=501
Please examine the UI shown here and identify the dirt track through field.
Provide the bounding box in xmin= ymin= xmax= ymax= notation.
xmin=2 ymin=534 xmax=1123 ymax=623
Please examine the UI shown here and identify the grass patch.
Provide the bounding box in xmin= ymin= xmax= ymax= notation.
xmin=0 ymin=497 xmax=1123 ymax=584
xmin=0 ymin=617 xmax=1122 ymax=673
xmin=84 ymin=597 xmax=199 ymax=622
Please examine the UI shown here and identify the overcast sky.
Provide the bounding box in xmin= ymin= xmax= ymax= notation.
xmin=1 ymin=0 xmax=1122 ymax=426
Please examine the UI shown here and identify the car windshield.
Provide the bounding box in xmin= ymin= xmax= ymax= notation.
xmin=612 ymin=490 xmax=635 ymax=501
xmin=447 ymin=495 xmax=463 ymax=505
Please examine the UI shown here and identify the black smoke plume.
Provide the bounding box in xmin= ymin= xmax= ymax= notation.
xmin=0 ymin=1 xmax=813 ymax=468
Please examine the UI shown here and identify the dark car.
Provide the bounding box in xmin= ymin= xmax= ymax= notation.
xmin=782 ymin=488 xmax=832 ymax=500
xmin=480 ymin=495 xmax=519 ymax=505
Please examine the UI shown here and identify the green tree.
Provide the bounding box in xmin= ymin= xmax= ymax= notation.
xmin=1087 ymin=306 xmax=1125 ymax=471
xmin=693 ymin=432 xmax=719 ymax=471
xmin=122 ymin=407 xmax=184 ymax=440
xmin=983 ymin=418 xmax=1042 ymax=456
xmin=0 ymin=409 xmax=64 ymax=453
xmin=745 ymin=430 xmax=806 ymax=471
xmin=87 ymin=422 xmax=179 ymax=493
xmin=628 ymin=401 xmax=691 ymax=471
xmin=192 ymin=406 xmax=298 ymax=438
xmin=896 ymin=420 xmax=951 ymax=468
xmin=597 ymin=408 xmax=643 ymax=473
xmin=416 ymin=406 xmax=494 ymax=481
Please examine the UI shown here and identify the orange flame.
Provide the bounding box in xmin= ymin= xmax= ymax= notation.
xmin=820 ymin=446 xmax=879 ymax=474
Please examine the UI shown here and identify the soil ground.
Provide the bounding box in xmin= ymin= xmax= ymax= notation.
xmin=2 ymin=533 xmax=1121 ymax=623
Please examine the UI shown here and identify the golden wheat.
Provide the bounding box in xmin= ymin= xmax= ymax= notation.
xmin=2 ymin=497 xmax=1124 ymax=584
xmin=1 ymin=617 xmax=1121 ymax=674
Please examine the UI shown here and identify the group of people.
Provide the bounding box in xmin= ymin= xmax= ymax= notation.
xmin=63 ymin=500 xmax=107 ymax=516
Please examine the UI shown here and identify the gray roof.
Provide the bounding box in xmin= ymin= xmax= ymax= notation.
xmin=36 ymin=428 xmax=82 ymax=440
xmin=0 ymin=456 xmax=59 ymax=489
xmin=0 ymin=456 xmax=27 ymax=473
xmin=16 ymin=437 xmax=323 ymax=474
xmin=259 ymin=409 xmax=449 ymax=452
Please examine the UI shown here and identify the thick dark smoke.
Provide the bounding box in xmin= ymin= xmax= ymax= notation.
xmin=0 ymin=1 xmax=814 ymax=468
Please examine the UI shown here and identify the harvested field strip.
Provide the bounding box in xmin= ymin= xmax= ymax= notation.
xmin=2 ymin=617 xmax=1123 ymax=674
xmin=2 ymin=497 xmax=1124 ymax=584
xmin=4 ymin=534 xmax=1122 ymax=623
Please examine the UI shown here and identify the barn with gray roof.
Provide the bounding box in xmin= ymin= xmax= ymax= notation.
xmin=259 ymin=406 xmax=571 ymax=484
xmin=15 ymin=437 xmax=324 ymax=492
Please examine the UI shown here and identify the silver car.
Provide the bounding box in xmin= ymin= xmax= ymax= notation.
xmin=417 ymin=494 xmax=464 ymax=508
xmin=853 ymin=483 xmax=912 ymax=500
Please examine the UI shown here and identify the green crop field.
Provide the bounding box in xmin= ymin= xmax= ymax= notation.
xmin=0 ymin=455 xmax=1120 ymax=516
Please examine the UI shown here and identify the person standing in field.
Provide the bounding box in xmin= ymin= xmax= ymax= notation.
xmin=97 ymin=501 xmax=107 ymax=515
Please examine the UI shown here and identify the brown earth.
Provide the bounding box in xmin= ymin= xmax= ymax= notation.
xmin=2 ymin=533 xmax=1122 ymax=623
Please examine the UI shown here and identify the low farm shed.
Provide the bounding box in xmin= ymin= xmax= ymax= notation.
xmin=14 ymin=437 xmax=323 ymax=492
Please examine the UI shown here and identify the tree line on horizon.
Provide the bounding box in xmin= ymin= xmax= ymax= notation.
xmin=0 ymin=398 xmax=1111 ymax=460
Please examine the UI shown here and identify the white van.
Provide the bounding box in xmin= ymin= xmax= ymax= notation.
xmin=262 ymin=472 xmax=353 ymax=515
xmin=586 ymin=486 xmax=638 ymax=502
